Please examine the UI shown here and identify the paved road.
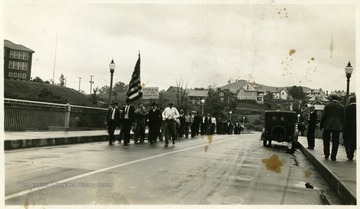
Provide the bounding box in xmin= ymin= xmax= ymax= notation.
xmin=5 ymin=132 xmax=342 ymax=205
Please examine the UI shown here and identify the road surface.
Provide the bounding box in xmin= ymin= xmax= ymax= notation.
xmin=5 ymin=132 xmax=342 ymax=205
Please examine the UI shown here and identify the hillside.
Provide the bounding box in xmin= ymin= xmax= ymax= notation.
xmin=220 ymin=79 xmax=312 ymax=93
xmin=4 ymin=79 xmax=95 ymax=106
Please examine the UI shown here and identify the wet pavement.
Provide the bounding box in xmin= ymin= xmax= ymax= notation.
xmin=3 ymin=130 xmax=357 ymax=204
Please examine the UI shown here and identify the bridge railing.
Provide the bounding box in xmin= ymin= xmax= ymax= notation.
xmin=4 ymin=98 xmax=108 ymax=132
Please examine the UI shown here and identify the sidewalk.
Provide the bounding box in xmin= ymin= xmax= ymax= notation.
xmin=297 ymin=136 xmax=356 ymax=205
xmin=3 ymin=131 xmax=356 ymax=205
xmin=4 ymin=130 xmax=109 ymax=150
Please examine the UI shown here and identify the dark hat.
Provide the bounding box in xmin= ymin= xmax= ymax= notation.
xmin=125 ymin=98 xmax=131 ymax=103
xmin=169 ymin=102 xmax=174 ymax=106
xmin=151 ymin=102 xmax=157 ymax=106
xmin=329 ymin=94 xmax=340 ymax=101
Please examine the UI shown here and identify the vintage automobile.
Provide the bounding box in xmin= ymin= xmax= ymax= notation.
xmin=261 ymin=110 xmax=299 ymax=150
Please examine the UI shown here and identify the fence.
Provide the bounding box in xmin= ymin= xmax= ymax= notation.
xmin=4 ymin=98 xmax=108 ymax=132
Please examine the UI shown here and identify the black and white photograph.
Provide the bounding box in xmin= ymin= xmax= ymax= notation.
xmin=1 ymin=0 xmax=358 ymax=208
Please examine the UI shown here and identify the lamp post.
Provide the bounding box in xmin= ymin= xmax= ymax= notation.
xmin=108 ymin=59 xmax=116 ymax=105
xmin=201 ymin=99 xmax=205 ymax=115
xmin=345 ymin=61 xmax=353 ymax=105
xmin=229 ymin=111 xmax=232 ymax=121
xmin=243 ymin=116 xmax=245 ymax=125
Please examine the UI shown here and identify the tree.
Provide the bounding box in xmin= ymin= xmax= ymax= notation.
xmin=263 ymin=91 xmax=274 ymax=109
xmin=89 ymin=87 xmax=99 ymax=105
xmin=175 ymin=76 xmax=188 ymax=107
xmin=33 ymin=76 xmax=44 ymax=83
xmin=204 ymin=93 xmax=226 ymax=119
xmin=288 ymin=86 xmax=305 ymax=100
xmin=113 ymin=81 xmax=127 ymax=93
xmin=59 ymin=74 xmax=65 ymax=86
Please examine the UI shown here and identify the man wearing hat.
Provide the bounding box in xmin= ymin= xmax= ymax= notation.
xmin=306 ymin=105 xmax=317 ymax=149
xmin=162 ymin=102 xmax=180 ymax=147
xmin=320 ymin=94 xmax=345 ymax=161
xmin=106 ymin=101 xmax=120 ymax=145
xmin=148 ymin=102 xmax=162 ymax=144
xmin=121 ymin=98 xmax=135 ymax=146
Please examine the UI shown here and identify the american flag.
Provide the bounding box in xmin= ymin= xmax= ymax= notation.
xmin=126 ymin=53 xmax=142 ymax=103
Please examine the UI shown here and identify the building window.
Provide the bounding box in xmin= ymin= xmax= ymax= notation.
xmin=9 ymin=61 xmax=28 ymax=70
xmin=8 ymin=72 xmax=13 ymax=77
xmin=13 ymin=72 xmax=17 ymax=77
xmin=219 ymin=92 xmax=224 ymax=96
xmin=220 ymin=97 xmax=224 ymax=102
xmin=9 ymin=50 xmax=29 ymax=60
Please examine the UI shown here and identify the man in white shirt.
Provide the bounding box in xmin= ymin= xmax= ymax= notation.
xmin=162 ymin=102 xmax=180 ymax=147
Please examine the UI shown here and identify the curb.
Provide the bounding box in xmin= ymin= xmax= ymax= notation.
xmin=4 ymin=135 xmax=109 ymax=150
xmin=298 ymin=143 xmax=356 ymax=205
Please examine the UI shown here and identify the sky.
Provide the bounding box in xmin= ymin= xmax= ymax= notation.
xmin=2 ymin=0 xmax=358 ymax=94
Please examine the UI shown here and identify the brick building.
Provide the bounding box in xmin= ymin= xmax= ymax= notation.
xmin=4 ymin=40 xmax=35 ymax=81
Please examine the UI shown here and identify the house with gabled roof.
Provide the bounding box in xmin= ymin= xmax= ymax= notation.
xmin=187 ymin=89 xmax=208 ymax=105
xmin=209 ymin=88 xmax=236 ymax=104
xmin=236 ymin=83 xmax=265 ymax=104
xmin=273 ymin=89 xmax=290 ymax=100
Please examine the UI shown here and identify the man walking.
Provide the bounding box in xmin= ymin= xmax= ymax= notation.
xmin=306 ymin=105 xmax=317 ymax=149
xmin=106 ymin=101 xmax=120 ymax=145
xmin=343 ymin=96 xmax=356 ymax=161
xmin=320 ymin=95 xmax=345 ymax=161
xmin=148 ymin=102 xmax=162 ymax=144
xmin=162 ymin=102 xmax=180 ymax=147
xmin=121 ymin=98 xmax=135 ymax=146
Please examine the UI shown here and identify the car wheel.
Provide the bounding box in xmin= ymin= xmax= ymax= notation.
xmin=271 ymin=125 xmax=287 ymax=141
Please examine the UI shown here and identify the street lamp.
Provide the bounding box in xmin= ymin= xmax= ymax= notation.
xmin=345 ymin=61 xmax=353 ymax=105
xmin=108 ymin=59 xmax=116 ymax=105
xmin=229 ymin=111 xmax=232 ymax=121
xmin=201 ymin=99 xmax=205 ymax=115
xmin=243 ymin=116 xmax=245 ymax=124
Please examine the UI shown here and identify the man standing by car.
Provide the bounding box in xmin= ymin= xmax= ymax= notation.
xmin=306 ymin=105 xmax=317 ymax=149
xmin=320 ymin=95 xmax=345 ymax=161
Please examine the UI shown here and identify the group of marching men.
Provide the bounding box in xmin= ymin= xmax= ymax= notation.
xmin=106 ymin=99 xmax=244 ymax=147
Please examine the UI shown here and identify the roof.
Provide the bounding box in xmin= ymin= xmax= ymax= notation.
xmin=187 ymin=89 xmax=209 ymax=97
xmin=4 ymin=40 xmax=35 ymax=53
xmin=220 ymin=80 xmax=311 ymax=94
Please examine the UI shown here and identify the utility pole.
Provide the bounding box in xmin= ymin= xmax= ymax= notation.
xmin=78 ymin=77 xmax=82 ymax=92
xmin=89 ymin=75 xmax=94 ymax=94
xmin=52 ymin=34 xmax=58 ymax=85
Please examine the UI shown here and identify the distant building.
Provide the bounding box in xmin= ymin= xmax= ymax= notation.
xmin=236 ymin=83 xmax=265 ymax=104
xmin=187 ymin=89 xmax=208 ymax=105
xmin=4 ymin=40 xmax=35 ymax=81
xmin=210 ymin=89 xmax=236 ymax=104
xmin=273 ymin=89 xmax=290 ymax=100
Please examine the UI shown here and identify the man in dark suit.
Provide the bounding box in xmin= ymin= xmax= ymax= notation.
xmin=106 ymin=101 xmax=120 ymax=145
xmin=343 ymin=96 xmax=356 ymax=160
xmin=148 ymin=102 xmax=162 ymax=144
xmin=306 ymin=105 xmax=317 ymax=149
xmin=320 ymin=95 xmax=345 ymax=161
xmin=121 ymin=98 xmax=135 ymax=146
xmin=191 ymin=112 xmax=201 ymax=137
